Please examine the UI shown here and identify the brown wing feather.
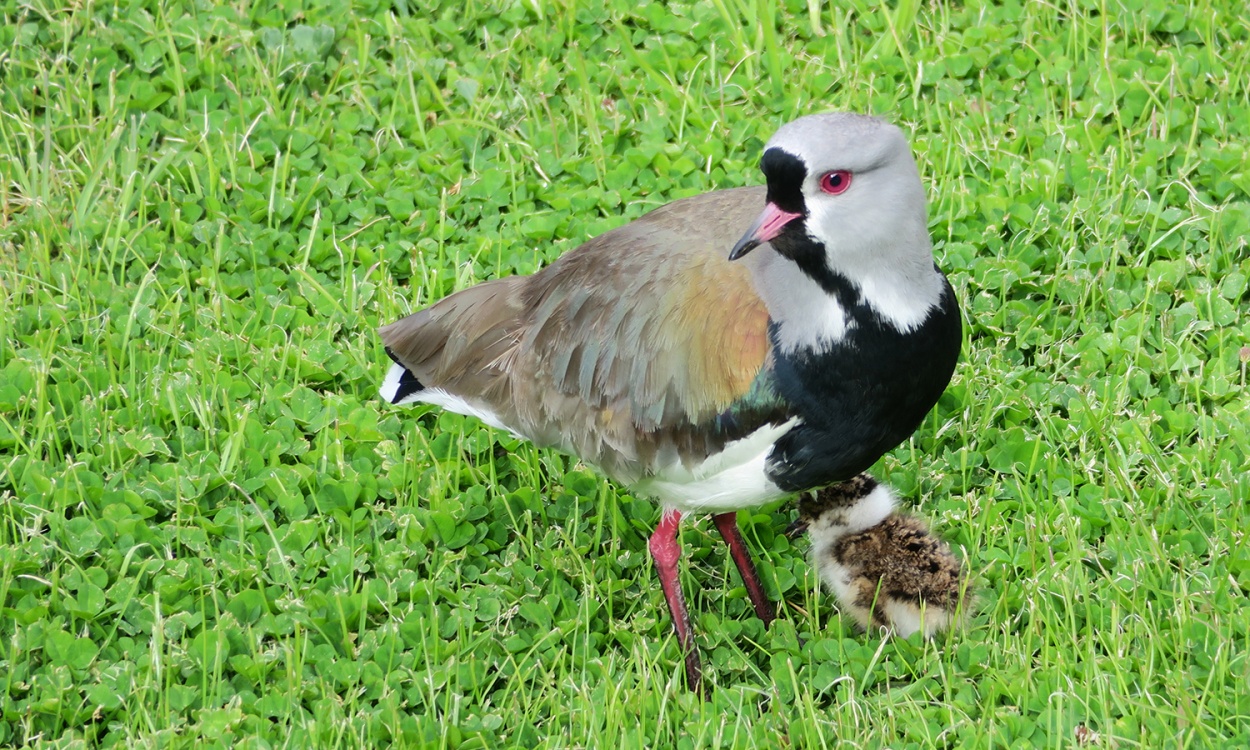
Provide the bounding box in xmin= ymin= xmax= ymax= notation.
xmin=379 ymin=277 xmax=528 ymax=406
xmin=379 ymin=185 xmax=771 ymax=481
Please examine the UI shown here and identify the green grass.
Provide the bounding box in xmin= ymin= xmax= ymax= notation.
xmin=2 ymin=0 xmax=1249 ymax=746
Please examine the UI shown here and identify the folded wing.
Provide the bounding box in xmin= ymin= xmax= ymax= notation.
xmin=380 ymin=186 xmax=790 ymax=482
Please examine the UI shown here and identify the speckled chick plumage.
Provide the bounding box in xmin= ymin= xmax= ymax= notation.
xmin=798 ymin=475 xmax=966 ymax=638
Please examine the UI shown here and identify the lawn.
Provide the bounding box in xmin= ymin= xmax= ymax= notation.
xmin=2 ymin=0 xmax=1248 ymax=747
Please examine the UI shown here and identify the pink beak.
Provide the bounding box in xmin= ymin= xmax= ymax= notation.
xmin=729 ymin=202 xmax=803 ymax=260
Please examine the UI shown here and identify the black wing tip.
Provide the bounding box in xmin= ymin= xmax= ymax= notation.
xmin=391 ymin=370 xmax=425 ymax=403
xmin=384 ymin=347 xmax=426 ymax=403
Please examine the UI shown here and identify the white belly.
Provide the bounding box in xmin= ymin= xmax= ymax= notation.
xmin=632 ymin=419 xmax=798 ymax=514
xmin=382 ymin=363 xmax=520 ymax=436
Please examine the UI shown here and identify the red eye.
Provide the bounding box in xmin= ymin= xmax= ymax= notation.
xmin=819 ymin=170 xmax=852 ymax=195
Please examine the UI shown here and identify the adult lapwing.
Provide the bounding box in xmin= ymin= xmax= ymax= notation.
xmin=379 ymin=113 xmax=962 ymax=691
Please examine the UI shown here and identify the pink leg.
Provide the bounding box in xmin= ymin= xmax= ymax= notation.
xmin=712 ymin=512 xmax=776 ymax=626
xmin=648 ymin=509 xmax=702 ymax=692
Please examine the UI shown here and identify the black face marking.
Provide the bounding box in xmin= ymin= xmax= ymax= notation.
xmin=759 ymin=149 xmax=847 ymax=278
xmin=764 ymin=278 xmax=963 ymax=492
xmin=760 ymin=148 xmax=807 ymax=215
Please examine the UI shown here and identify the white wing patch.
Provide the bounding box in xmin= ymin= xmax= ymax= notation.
xmin=380 ymin=363 xmax=519 ymax=436
xmin=633 ymin=418 xmax=799 ymax=514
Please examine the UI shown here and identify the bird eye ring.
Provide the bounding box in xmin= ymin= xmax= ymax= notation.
xmin=819 ymin=170 xmax=852 ymax=195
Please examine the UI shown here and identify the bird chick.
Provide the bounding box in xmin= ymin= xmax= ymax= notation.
xmin=794 ymin=475 xmax=966 ymax=638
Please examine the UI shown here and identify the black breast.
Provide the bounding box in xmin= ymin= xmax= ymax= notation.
xmin=764 ymin=273 xmax=961 ymax=493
